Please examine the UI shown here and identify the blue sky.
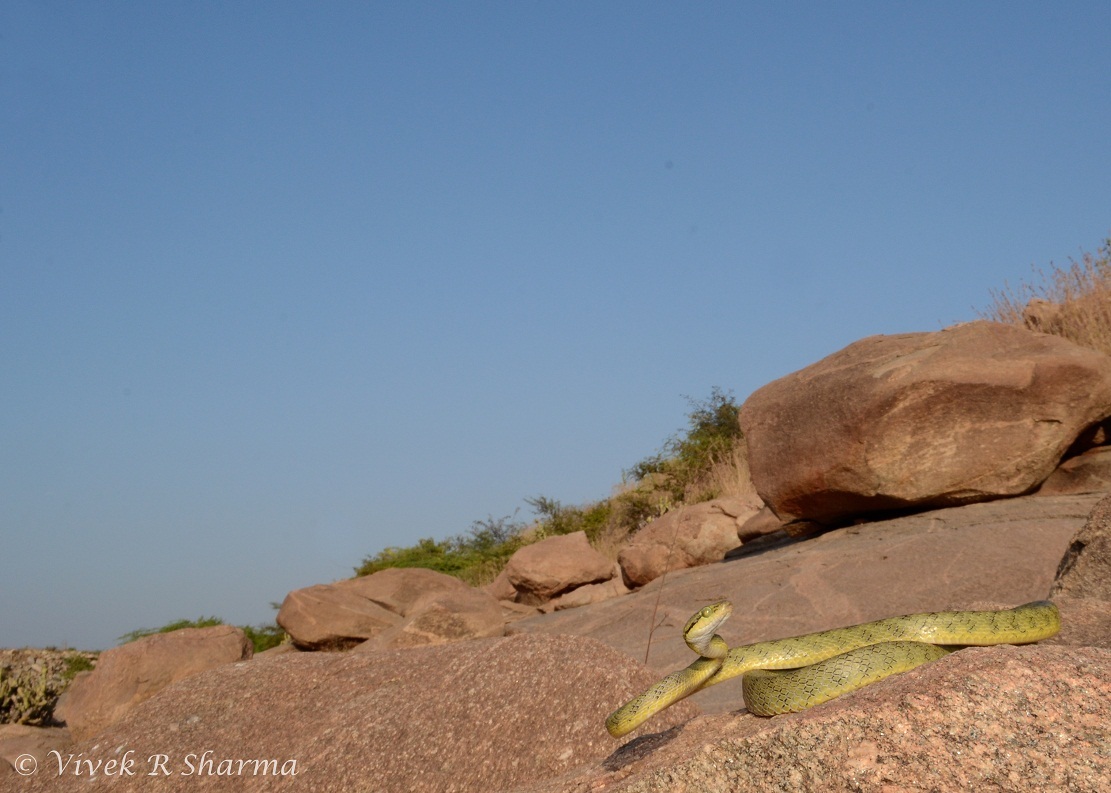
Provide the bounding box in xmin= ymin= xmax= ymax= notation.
xmin=3 ymin=2 xmax=1110 ymax=650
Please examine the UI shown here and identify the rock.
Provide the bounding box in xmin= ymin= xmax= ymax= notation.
xmin=736 ymin=505 xmax=783 ymax=541
xmin=739 ymin=321 xmax=1111 ymax=524
xmin=549 ymin=572 xmax=629 ymax=611
xmin=11 ymin=635 xmax=699 ymax=793
xmin=484 ymin=567 xmax=518 ymax=601
xmin=0 ymin=724 xmax=71 ymax=776
xmin=53 ymin=625 xmax=251 ymax=742
xmin=512 ymin=493 xmax=1103 ymax=715
xmin=1038 ymin=447 xmax=1111 ymax=494
xmin=278 ymin=567 xmax=505 ymax=651
xmin=1046 ymin=596 xmax=1111 ymax=648
xmin=617 ymin=499 xmax=758 ymax=587
xmin=276 ymin=580 xmax=402 ymax=650
xmin=513 ymin=645 xmax=1111 ymax=792
xmin=1051 ymin=493 xmax=1111 ymax=600
xmin=354 ymin=586 xmax=505 ymax=651
xmin=346 ymin=566 xmax=470 ymax=615
xmin=504 ymin=531 xmax=613 ymax=605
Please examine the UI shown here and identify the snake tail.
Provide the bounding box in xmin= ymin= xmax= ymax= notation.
xmin=605 ymin=656 xmax=722 ymax=738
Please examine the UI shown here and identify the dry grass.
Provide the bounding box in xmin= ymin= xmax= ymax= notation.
xmin=702 ymin=436 xmax=759 ymax=502
xmin=979 ymin=238 xmax=1111 ymax=355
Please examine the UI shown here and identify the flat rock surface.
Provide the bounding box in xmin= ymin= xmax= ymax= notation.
xmin=511 ymin=493 xmax=1103 ymax=717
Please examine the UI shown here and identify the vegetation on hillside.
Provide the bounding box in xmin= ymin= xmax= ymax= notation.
xmin=104 ymin=235 xmax=1111 ymax=659
xmin=979 ymin=236 xmax=1111 ymax=355
xmin=119 ymin=616 xmax=286 ymax=654
xmin=355 ymin=388 xmax=754 ymax=586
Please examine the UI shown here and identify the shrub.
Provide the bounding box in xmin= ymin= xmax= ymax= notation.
xmin=0 ymin=649 xmax=97 ymax=726
xmin=627 ymin=387 xmax=745 ymax=504
xmin=62 ymin=654 xmax=95 ymax=680
xmin=355 ymin=513 xmax=526 ymax=586
xmin=525 ymin=496 xmax=612 ymax=543
xmin=0 ymin=664 xmax=51 ymax=725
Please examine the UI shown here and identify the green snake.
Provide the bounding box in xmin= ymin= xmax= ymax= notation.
xmin=605 ymin=599 xmax=1060 ymax=738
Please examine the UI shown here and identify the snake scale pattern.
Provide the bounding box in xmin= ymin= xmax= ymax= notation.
xmin=606 ymin=599 xmax=1060 ymax=737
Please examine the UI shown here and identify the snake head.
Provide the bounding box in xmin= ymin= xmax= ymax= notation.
xmin=684 ymin=600 xmax=733 ymax=635
xmin=683 ymin=600 xmax=734 ymax=658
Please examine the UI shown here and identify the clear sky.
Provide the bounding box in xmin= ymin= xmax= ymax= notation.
xmin=3 ymin=2 xmax=1110 ymax=650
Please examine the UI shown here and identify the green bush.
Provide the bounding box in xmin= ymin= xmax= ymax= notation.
xmin=355 ymin=513 xmax=525 ymax=586
xmin=119 ymin=617 xmax=287 ymax=654
xmin=627 ymin=386 xmax=743 ymax=503
xmin=62 ymin=655 xmax=95 ymax=680
xmin=525 ymin=496 xmax=613 ymax=543
xmin=242 ymin=623 xmax=286 ymax=653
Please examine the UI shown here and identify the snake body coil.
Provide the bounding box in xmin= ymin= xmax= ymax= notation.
xmin=606 ymin=600 xmax=1060 ymax=737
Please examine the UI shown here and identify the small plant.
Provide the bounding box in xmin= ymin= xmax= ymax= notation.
xmin=62 ymin=655 xmax=95 ymax=680
xmin=242 ymin=623 xmax=287 ymax=653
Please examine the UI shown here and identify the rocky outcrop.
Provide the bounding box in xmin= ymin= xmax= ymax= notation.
xmin=11 ymin=634 xmax=699 ymax=793
xmin=617 ymin=498 xmax=760 ymax=587
xmin=504 ymin=531 xmax=614 ymax=605
xmin=512 ymin=493 xmax=1103 ymax=712
xmin=278 ymin=567 xmax=505 ymax=651
xmin=739 ymin=321 xmax=1111 ymax=524
xmin=1051 ymin=493 xmax=1111 ymax=601
xmin=10 ymin=492 xmax=1110 ymax=792
xmin=53 ymin=625 xmax=251 ymax=742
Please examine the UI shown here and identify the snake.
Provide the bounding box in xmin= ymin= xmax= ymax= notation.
xmin=605 ymin=599 xmax=1060 ymax=738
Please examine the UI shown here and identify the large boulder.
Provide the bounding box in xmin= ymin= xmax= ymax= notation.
xmin=53 ymin=625 xmax=251 ymax=742
xmin=617 ymin=498 xmax=759 ymax=587
xmin=739 ymin=321 xmax=1111 ymax=524
xmin=276 ymin=580 xmax=402 ymax=650
xmin=504 ymin=531 xmax=613 ymax=605
xmin=278 ymin=567 xmax=504 ymax=651
xmin=11 ymin=635 xmax=699 ymax=793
